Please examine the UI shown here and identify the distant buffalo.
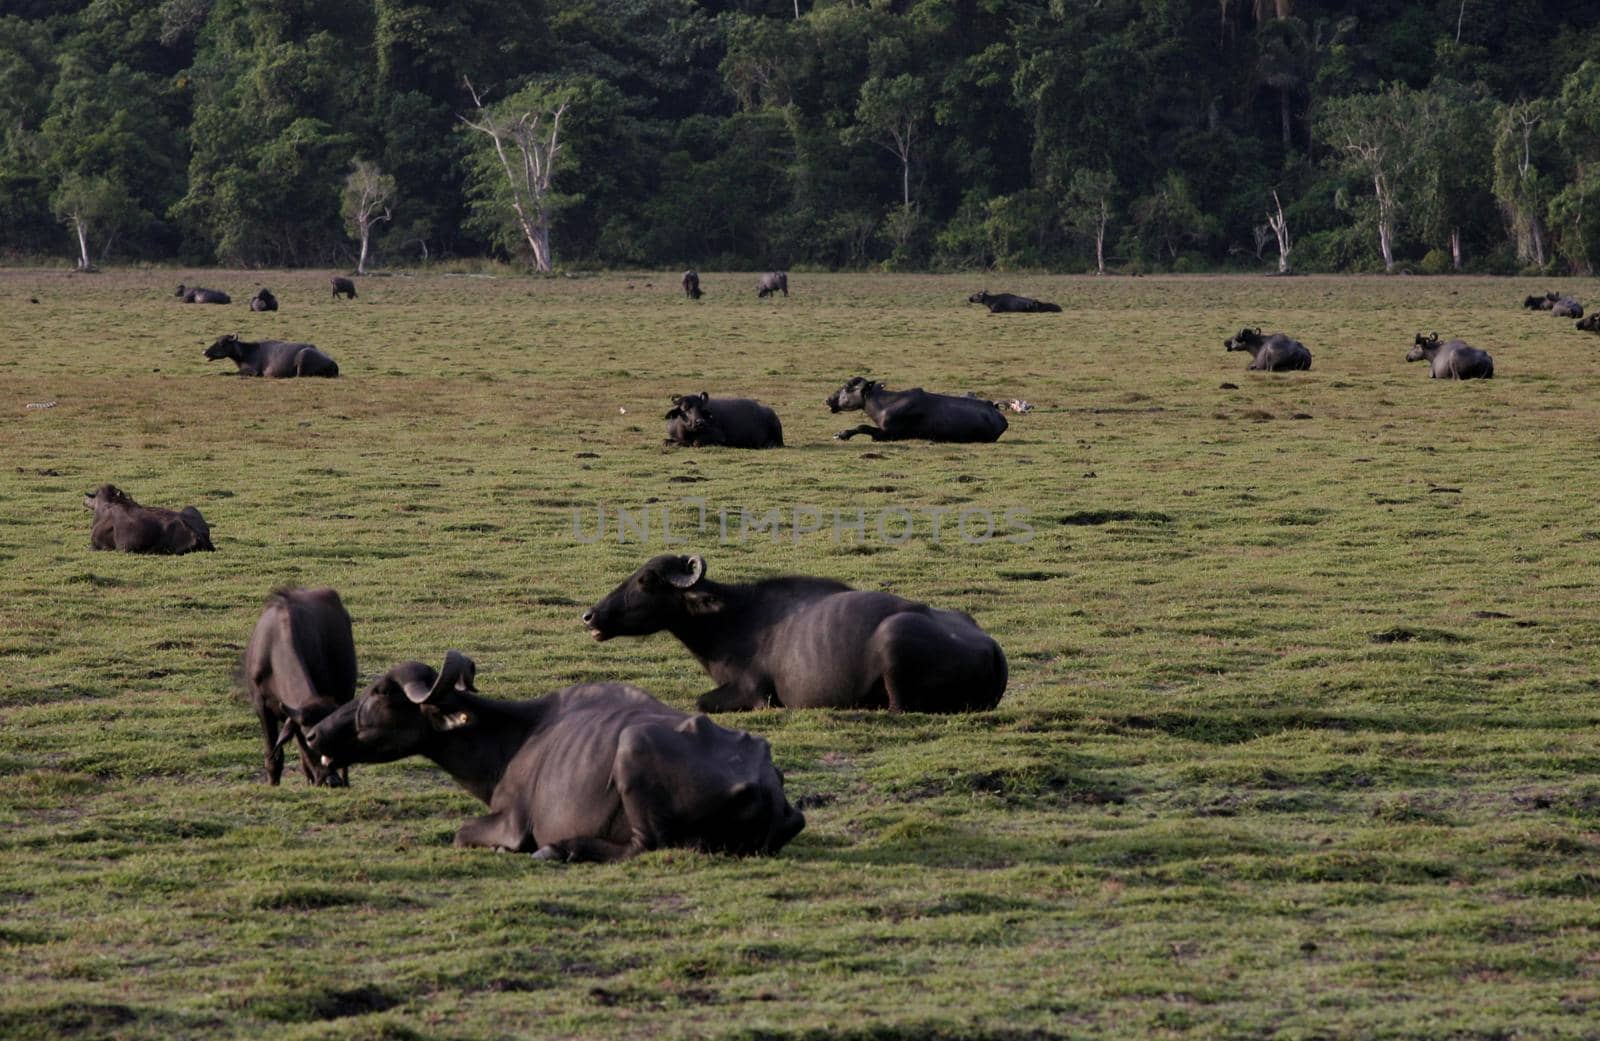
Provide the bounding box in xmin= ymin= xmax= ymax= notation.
xmin=84 ymin=484 xmax=214 ymax=554
xmin=305 ymin=650 xmax=805 ymax=861
xmin=683 ymin=270 xmax=703 ymax=299
xmin=583 ymin=554 xmax=1007 ymax=713
xmin=1408 ymin=332 xmax=1493 ymax=380
xmin=175 ymin=284 xmax=231 ymax=304
xmin=243 ymin=587 xmax=357 ymax=787
xmin=756 ymin=271 xmax=788 ymax=298
xmin=1576 ymin=314 xmax=1600 ymax=333
xmin=330 ymin=276 xmax=357 ymax=300
xmin=1552 ymin=297 xmax=1584 ymax=318
xmin=664 ymin=392 xmax=783 ymax=449
xmin=1224 ymin=327 xmax=1312 ymax=371
xmin=825 ymin=376 xmax=1007 ymax=442
xmin=1523 ymin=293 xmax=1554 ymax=310
xmin=967 ymin=290 xmax=1062 ymax=314
xmin=205 ymin=333 xmax=339 ymax=378
xmin=249 ymin=288 xmax=278 ymax=312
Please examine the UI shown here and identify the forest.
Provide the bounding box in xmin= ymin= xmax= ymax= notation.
xmin=3 ymin=0 xmax=1600 ymax=274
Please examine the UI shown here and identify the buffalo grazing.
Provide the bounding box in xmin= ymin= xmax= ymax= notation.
xmin=330 ymin=276 xmax=357 ymax=300
xmin=826 ymin=376 xmax=1008 ymax=442
xmin=84 ymin=484 xmax=213 ymax=554
xmin=1408 ymin=333 xmax=1494 ymax=380
xmin=967 ymin=290 xmax=1062 ymax=314
xmin=305 ymin=651 xmax=805 ymax=861
xmin=205 ymin=333 xmax=339 ymax=378
xmin=583 ymin=554 xmax=1008 ymax=714
xmin=756 ymin=271 xmax=788 ymax=298
xmin=664 ymin=392 xmax=783 ymax=448
xmin=243 ymin=587 xmax=358 ymax=786
xmin=682 ymin=270 xmax=703 ymax=299
xmin=1224 ymin=327 xmax=1313 ymax=371
xmin=175 ymin=284 xmax=231 ymax=304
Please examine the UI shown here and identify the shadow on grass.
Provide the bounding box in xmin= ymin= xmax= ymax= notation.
xmin=0 ymin=1002 xmax=223 ymax=1041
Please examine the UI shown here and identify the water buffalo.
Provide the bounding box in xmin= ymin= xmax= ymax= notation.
xmin=84 ymin=484 xmax=214 ymax=554
xmin=330 ymin=276 xmax=357 ymax=300
xmin=1224 ymin=327 xmax=1313 ymax=371
xmin=249 ymin=288 xmax=278 ymax=312
xmin=175 ymin=284 xmax=231 ymax=304
xmin=664 ymin=391 xmax=783 ymax=448
xmin=1523 ymin=293 xmax=1555 ymax=310
xmin=1408 ymin=332 xmax=1494 ymax=380
xmin=243 ymin=587 xmax=357 ymax=786
xmin=756 ymin=271 xmax=788 ymax=298
xmin=683 ymin=270 xmax=703 ymax=299
xmin=582 ymin=555 xmax=1008 ymax=714
xmin=1553 ymin=297 xmax=1584 ymax=318
xmin=825 ymin=376 xmax=1008 ymax=442
xmin=967 ymin=290 xmax=1062 ymax=313
xmin=205 ymin=333 xmax=339 ymax=377
xmin=304 ymin=651 xmax=805 ymax=861
xmin=1576 ymin=313 xmax=1600 ymax=333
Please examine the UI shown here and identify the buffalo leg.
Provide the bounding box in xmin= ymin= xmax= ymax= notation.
xmin=454 ymin=811 xmax=536 ymax=852
xmin=696 ymin=682 xmax=770 ymax=713
xmin=261 ymin=713 xmax=286 ymax=785
xmin=833 ymin=425 xmax=885 ymax=441
xmin=532 ymin=837 xmax=641 ymax=863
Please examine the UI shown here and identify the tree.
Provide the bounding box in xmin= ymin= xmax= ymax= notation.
xmin=1061 ymin=167 xmax=1115 ymax=275
xmin=460 ymin=79 xmax=577 ymax=272
xmin=341 ymin=159 xmax=396 ymax=275
xmin=1548 ymin=62 xmax=1600 ymax=273
xmin=1131 ymin=172 xmax=1214 ymax=264
xmin=849 ymin=74 xmax=926 ymax=211
xmin=1413 ymin=87 xmax=1494 ymax=270
xmin=1265 ymin=189 xmax=1291 ymax=273
xmin=1317 ymin=85 xmax=1433 ymax=273
xmin=51 ymin=171 xmax=135 ymax=269
xmin=1492 ymin=99 xmax=1555 ymax=267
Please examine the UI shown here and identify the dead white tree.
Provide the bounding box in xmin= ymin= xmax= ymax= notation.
xmin=341 ymin=159 xmax=395 ymax=276
xmin=460 ymin=78 xmax=568 ymax=273
xmin=1267 ymin=190 xmax=1292 ymax=273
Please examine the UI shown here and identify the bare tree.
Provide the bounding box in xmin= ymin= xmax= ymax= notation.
xmin=850 ymin=75 xmax=926 ymax=212
xmin=51 ymin=172 xmax=134 ymax=271
xmin=341 ymin=159 xmax=395 ymax=276
xmin=460 ymin=78 xmax=570 ymax=273
xmin=1266 ymin=190 xmax=1292 ymax=273
xmin=1063 ymin=168 xmax=1116 ymax=276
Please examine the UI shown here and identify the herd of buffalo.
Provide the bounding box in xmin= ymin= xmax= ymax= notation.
xmin=79 ymin=274 xmax=1576 ymax=860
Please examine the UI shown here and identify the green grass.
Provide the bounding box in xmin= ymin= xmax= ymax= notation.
xmin=4 ymin=268 xmax=1600 ymax=1039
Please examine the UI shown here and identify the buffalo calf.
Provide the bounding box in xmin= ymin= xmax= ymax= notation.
xmin=243 ymin=587 xmax=358 ymax=786
xmin=665 ymin=391 xmax=783 ymax=448
xmin=84 ymin=484 xmax=213 ymax=554
xmin=306 ymin=651 xmax=805 ymax=861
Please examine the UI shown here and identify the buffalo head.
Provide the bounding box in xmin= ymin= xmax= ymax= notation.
xmin=1407 ymin=332 xmax=1440 ymax=363
xmin=967 ymin=291 xmax=991 ymax=306
xmin=204 ymin=334 xmax=241 ymax=362
xmin=305 ymin=652 xmax=477 ymax=770
xmin=665 ymin=391 xmax=714 ymax=432
xmin=1224 ymin=327 xmax=1263 ymax=352
xmin=582 ymin=554 xmax=716 ymax=641
xmin=83 ymin=484 xmax=131 ymax=512
xmin=826 ymin=376 xmax=881 ymax=413
xmin=174 ymin=284 xmax=188 ymax=298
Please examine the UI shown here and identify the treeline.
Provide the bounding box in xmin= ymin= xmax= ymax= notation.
xmin=4 ymin=0 xmax=1600 ymax=274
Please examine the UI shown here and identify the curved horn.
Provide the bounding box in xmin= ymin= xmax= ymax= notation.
xmin=406 ymin=651 xmax=477 ymax=704
xmin=668 ymin=555 xmax=706 ymax=589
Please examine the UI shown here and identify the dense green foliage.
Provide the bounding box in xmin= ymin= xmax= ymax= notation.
xmin=6 ymin=269 xmax=1600 ymax=1037
xmin=5 ymin=1 xmax=1600 ymax=271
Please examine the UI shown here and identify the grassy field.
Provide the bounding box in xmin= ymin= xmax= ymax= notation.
xmin=3 ymin=268 xmax=1600 ymax=1040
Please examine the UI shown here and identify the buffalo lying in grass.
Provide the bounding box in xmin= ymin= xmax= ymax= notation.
xmin=249 ymin=288 xmax=278 ymax=312
xmin=330 ymin=276 xmax=357 ymax=300
xmin=305 ymin=651 xmax=806 ymax=862
xmin=1408 ymin=333 xmax=1494 ymax=380
xmin=825 ymin=376 xmax=1008 ymax=442
xmin=967 ymin=290 xmax=1062 ymax=313
xmin=205 ymin=334 xmax=339 ymax=377
xmin=1552 ymin=297 xmax=1584 ymax=318
xmin=756 ymin=271 xmax=788 ymax=298
xmin=582 ymin=554 xmax=1008 ymax=714
xmin=243 ymin=587 xmax=358 ymax=786
xmin=84 ymin=484 xmax=213 ymax=554
xmin=1224 ymin=327 xmax=1313 ymax=371
xmin=1576 ymin=314 xmax=1600 ymax=333
xmin=664 ymin=392 xmax=783 ymax=448
xmin=175 ymin=284 xmax=231 ymax=304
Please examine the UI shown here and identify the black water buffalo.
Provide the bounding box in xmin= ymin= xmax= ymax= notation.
xmin=756 ymin=271 xmax=788 ymax=298
xmin=84 ymin=484 xmax=214 ymax=554
xmin=582 ymin=555 xmax=1008 ymax=714
xmin=1576 ymin=313 xmax=1600 ymax=333
xmin=1523 ymin=293 xmax=1555 ymax=310
xmin=249 ymin=288 xmax=278 ymax=312
xmin=664 ymin=392 xmax=783 ymax=448
xmin=175 ymin=284 xmax=231 ymax=304
xmin=304 ymin=651 xmax=805 ymax=861
xmin=967 ymin=290 xmax=1062 ymax=313
xmin=1553 ymin=297 xmax=1584 ymax=318
xmin=1224 ymin=327 xmax=1313 ymax=371
xmin=243 ymin=587 xmax=358 ymax=786
xmin=205 ymin=333 xmax=339 ymax=377
xmin=825 ymin=376 xmax=1008 ymax=442
xmin=683 ymin=270 xmax=703 ymax=299
xmin=330 ymin=276 xmax=357 ymax=300
xmin=1408 ymin=333 xmax=1494 ymax=380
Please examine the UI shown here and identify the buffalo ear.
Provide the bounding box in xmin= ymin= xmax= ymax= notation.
xmin=665 ymin=407 xmax=683 ymax=419
xmin=399 ymin=673 xmax=434 ymax=704
xmin=668 ymin=554 xmax=706 ymax=589
xmin=697 ymin=391 xmax=709 ymax=404
xmin=421 ymin=705 xmax=474 ymax=731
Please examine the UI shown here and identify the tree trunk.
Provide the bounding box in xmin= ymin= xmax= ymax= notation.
xmin=357 ymin=223 xmax=370 ymax=275
xmin=1375 ymin=175 xmax=1395 ymax=272
xmin=1532 ymin=218 xmax=1547 ymax=267
xmin=1450 ymin=227 xmax=1462 ymax=270
xmin=74 ymin=218 xmax=91 ymax=271
xmin=901 ymin=156 xmax=910 ymax=210
xmin=531 ymin=219 xmax=552 ymax=273
xmin=1095 ymin=215 xmax=1106 ymax=275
